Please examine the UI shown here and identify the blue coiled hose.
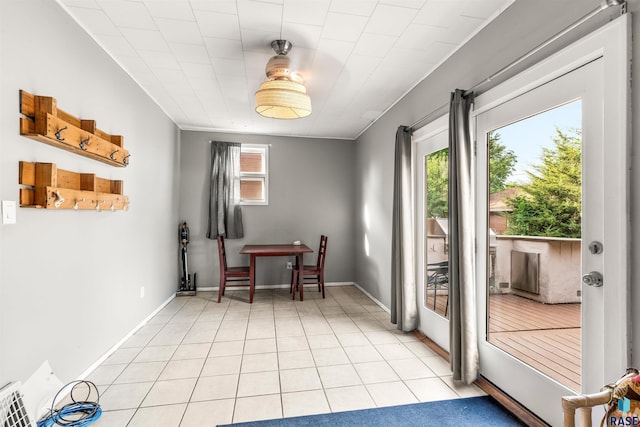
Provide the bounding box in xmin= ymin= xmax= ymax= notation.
xmin=36 ymin=381 xmax=101 ymax=427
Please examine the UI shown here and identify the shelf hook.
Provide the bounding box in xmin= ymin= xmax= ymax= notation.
xmin=79 ymin=136 xmax=91 ymax=151
xmin=95 ymin=200 xmax=105 ymax=212
xmin=122 ymin=154 xmax=131 ymax=166
xmin=54 ymin=126 xmax=67 ymax=141
xmin=109 ymin=149 xmax=119 ymax=160
xmin=73 ymin=198 xmax=85 ymax=210
xmin=110 ymin=200 xmax=116 ymax=212
xmin=53 ymin=191 xmax=65 ymax=208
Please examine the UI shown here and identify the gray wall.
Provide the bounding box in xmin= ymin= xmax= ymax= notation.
xmin=179 ymin=131 xmax=355 ymax=289
xmin=0 ymin=1 xmax=180 ymax=385
xmin=354 ymin=0 xmax=640 ymax=364
xmin=2 ymin=0 xmax=638 ymax=390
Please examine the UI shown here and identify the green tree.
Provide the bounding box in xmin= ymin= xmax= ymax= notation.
xmin=505 ymin=128 xmax=581 ymax=238
xmin=426 ymin=148 xmax=448 ymax=218
xmin=425 ymin=133 xmax=515 ymax=218
xmin=489 ymin=131 xmax=517 ymax=193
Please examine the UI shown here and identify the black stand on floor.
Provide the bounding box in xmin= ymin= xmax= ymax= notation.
xmin=177 ymin=222 xmax=196 ymax=296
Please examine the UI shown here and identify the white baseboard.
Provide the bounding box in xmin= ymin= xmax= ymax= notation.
xmin=76 ymin=293 xmax=176 ymax=380
xmin=197 ymin=281 xmax=391 ymax=315
xmin=352 ymin=282 xmax=391 ymax=314
xmin=195 ymin=281 xmax=355 ymax=292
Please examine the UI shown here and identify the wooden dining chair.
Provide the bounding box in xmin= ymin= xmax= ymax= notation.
xmin=217 ymin=235 xmax=251 ymax=303
xmin=291 ymin=235 xmax=328 ymax=301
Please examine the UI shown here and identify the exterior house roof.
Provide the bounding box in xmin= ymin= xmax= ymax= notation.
xmin=489 ymin=187 xmax=522 ymax=212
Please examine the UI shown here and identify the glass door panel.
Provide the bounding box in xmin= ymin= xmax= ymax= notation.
xmin=414 ymin=117 xmax=450 ymax=350
xmin=425 ymin=148 xmax=449 ymax=318
xmin=486 ymin=101 xmax=582 ymax=391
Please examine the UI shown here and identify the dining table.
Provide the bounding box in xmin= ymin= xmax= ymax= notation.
xmin=239 ymin=243 xmax=313 ymax=302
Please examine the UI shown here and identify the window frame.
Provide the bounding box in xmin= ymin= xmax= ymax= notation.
xmin=240 ymin=144 xmax=269 ymax=206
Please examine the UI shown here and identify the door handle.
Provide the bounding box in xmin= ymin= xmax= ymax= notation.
xmin=582 ymin=271 xmax=603 ymax=287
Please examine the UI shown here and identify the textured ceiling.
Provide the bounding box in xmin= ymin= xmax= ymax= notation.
xmin=57 ymin=0 xmax=514 ymax=139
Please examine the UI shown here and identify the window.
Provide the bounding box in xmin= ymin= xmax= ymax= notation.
xmin=240 ymin=144 xmax=268 ymax=205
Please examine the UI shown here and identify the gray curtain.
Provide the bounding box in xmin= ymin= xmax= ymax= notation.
xmin=207 ymin=141 xmax=244 ymax=239
xmin=448 ymin=89 xmax=479 ymax=384
xmin=391 ymin=126 xmax=418 ymax=332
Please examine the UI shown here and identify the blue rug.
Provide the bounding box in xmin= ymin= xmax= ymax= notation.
xmin=218 ymin=396 xmax=525 ymax=426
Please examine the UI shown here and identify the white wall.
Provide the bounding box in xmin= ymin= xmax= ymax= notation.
xmin=0 ymin=1 xmax=180 ymax=385
xmin=179 ymin=131 xmax=355 ymax=289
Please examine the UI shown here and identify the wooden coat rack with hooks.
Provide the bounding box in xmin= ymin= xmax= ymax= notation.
xmin=19 ymin=161 xmax=129 ymax=211
xmin=19 ymin=90 xmax=131 ymax=167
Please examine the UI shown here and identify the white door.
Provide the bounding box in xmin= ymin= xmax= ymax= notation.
xmin=473 ymin=17 xmax=629 ymax=426
xmin=414 ymin=115 xmax=449 ymax=350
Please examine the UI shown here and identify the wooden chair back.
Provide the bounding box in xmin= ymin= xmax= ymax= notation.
xmin=316 ymin=235 xmax=328 ymax=271
xmin=217 ymin=235 xmax=228 ymax=271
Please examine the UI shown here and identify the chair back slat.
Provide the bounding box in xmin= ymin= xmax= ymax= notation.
xmin=217 ymin=235 xmax=228 ymax=270
xmin=317 ymin=235 xmax=328 ymax=270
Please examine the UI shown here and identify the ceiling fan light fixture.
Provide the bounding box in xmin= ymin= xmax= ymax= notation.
xmin=255 ymin=79 xmax=311 ymax=119
xmin=255 ymin=40 xmax=311 ymax=119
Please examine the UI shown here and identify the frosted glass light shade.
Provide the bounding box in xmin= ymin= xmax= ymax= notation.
xmin=255 ymin=79 xmax=312 ymax=119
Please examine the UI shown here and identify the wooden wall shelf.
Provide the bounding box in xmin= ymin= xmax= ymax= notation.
xmin=19 ymin=90 xmax=130 ymax=167
xmin=19 ymin=161 xmax=129 ymax=211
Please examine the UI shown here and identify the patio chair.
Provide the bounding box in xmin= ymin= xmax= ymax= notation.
xmin=427 ymin=260 xmax=449 ymax=315
xmin=561 ymin=368 xmax=640 ymax=427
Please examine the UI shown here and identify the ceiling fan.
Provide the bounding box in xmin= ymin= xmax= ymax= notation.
xmin=255 ymin=40 xmax=312 ymax=119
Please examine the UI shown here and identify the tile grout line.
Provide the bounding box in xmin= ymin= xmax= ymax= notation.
xmin=96 ymin=287 xmax=477 ymax=426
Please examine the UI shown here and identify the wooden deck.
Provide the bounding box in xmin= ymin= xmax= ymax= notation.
xmin=425 ymin=292 xmax=581 ymax=391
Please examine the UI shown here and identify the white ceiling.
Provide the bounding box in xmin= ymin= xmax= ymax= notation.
xmin=57 ymin=0 xmax=514 ymax=140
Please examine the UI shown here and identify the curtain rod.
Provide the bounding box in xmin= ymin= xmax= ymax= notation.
xmin=409 ymin=0 xmax=625 ymax=131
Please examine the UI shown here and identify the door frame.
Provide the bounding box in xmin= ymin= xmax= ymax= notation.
xmin=472 ymin=14 xmax=630 ymax=426
xmin=413 ymin=115 xmax=450 ymax=350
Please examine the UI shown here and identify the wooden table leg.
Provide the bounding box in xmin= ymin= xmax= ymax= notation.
xmin=297 ymin=252 xmax=304 ymax=301
xmin=249 ymin=254 xmax=256 ymax=303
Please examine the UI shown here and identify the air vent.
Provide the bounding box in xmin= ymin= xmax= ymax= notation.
xmin=0 ymin=382 xmax=35 ymax=427
xmin=510 ymin=250 xmax=540 ymax=294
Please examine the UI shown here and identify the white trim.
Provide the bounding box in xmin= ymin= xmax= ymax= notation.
xmin=351 ymin=282 xmax=391 ymax=314
xmin=412 ymin=114 xmax=448 ymax=144
xmin=76 ymin=294 xmax=176 ymax=380
xmin=240 ymin=144 xmax=269 ymax=206
xmin=196 ymin=281 xmax=357 ymax=292
xmin=180 ymin=124 xmax=356 ymax=141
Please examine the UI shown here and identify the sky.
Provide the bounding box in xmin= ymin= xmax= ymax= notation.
xmin=492 ymin=100 xmax=582 ymax=183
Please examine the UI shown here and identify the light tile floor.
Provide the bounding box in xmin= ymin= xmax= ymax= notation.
xmin=90 ymin=285 xmax=485 ymax=426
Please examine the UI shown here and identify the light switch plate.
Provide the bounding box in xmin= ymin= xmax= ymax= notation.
xmin=2 ymin=200 xmax=16 ymax=224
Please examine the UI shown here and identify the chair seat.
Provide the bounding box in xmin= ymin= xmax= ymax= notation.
xmin=227 ymin=266 xmax=250 ymax=275
xmin=298 ymin=270 xmax=320 ymax=277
